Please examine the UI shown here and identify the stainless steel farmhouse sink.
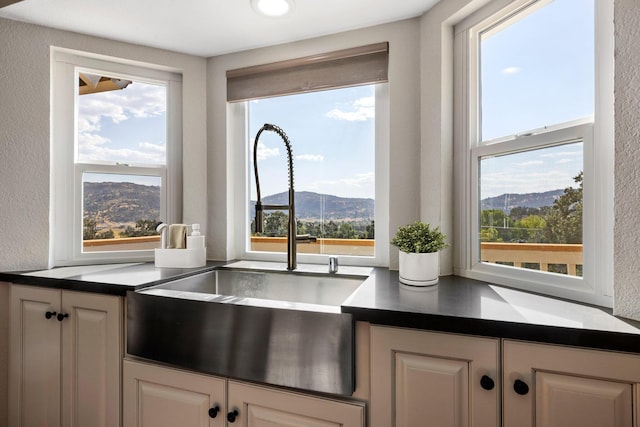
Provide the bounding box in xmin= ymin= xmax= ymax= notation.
xmin=126 ymin=264 xmax=371 ymax=395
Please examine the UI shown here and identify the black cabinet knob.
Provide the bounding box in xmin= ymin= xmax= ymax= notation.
xmin=227 ymin=409 xmax=239 ymax=423
xmin=480 ymin=375 xmax=495 ymax=390
xmin=208 ymin=406 xmax=219 ymax=418
xmin=57 ymin=313 xmax=69 ymax=322
xmin=513 ymin=379 xmax=530 ymax=395
xmin=45 ymin=311 xmax=57 ymax=320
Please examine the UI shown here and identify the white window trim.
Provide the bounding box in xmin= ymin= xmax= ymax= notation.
xmin=51 ymin=49 xmax=183 ymax=266
xmin=453 ymin=0 xmax=614 ymax=307
xmin=229 ymin=83 xmax=390 ymax=267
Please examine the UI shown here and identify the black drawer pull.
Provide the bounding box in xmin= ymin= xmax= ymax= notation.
xmin=227 ymin=409 xmax=239 ymax=422
xmin=208 ymin=406 xmax=219 ymax=418
xmin=514 ymin=379 xmax=530 ymax=395
xmin=480 ymin=375 xmax=495 ymax=391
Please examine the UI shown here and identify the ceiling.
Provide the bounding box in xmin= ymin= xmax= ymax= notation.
xmin=0 ymin=0 xmax=441 ymax=57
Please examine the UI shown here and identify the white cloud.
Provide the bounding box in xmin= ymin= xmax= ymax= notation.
xmin=515 ymin=160 xmax=544 ymax=167
xmin=326 ymin=96 xmax=375 ymax=122
xmin=256 ymin=141 xmax=280 ymax=161
xmin=78 ymin=138 xmax=166 ymax=165
xmin=78 ymin=82 xmax=166 ymax=127
xmin=481 ymin=170 xmax=576 ymax=198
xmin=296 ymin=154 xmax=324 ymax=162
xmin=555 ymin=158 xmax=574 ymax=164
xmin=501 ymin=66 xmax=522 ymax=75
xmin=303 ymin=172 xmax=374 ymax=198
xmin=540 ymin=150 xmax=582 ymax=158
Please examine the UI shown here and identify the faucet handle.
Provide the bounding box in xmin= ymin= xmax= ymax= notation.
xmin=329 ymin=256 xmax=339 ymax=274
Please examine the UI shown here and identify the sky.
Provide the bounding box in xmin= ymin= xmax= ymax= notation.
xmin=76 ymin=0 xmax=594 ymax=201
xmin=248 ymin=85 xmax=375 ymax=200
xmin=77 ymin=79 xmax=167 ymax=186
xmin=479 ymin=0 xmax=593 ymax=198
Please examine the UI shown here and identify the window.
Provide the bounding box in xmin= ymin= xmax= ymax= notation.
xmin=228 ymin=44 xmax=390 ymax=267
xmin=454 ymin=0 xmax=613 ymax=306
xmin=248 ymin=86 xmax=376 ymax=257
xmin=52 ymin=51 xmax=182 ymax=265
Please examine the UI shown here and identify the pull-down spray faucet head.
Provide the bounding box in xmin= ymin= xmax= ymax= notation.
xmin=252 ymin=123 xmax=298 ymax=270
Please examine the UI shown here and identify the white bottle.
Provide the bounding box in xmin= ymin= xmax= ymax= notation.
xmin=187 ymin=224 xmax=205 ymax=249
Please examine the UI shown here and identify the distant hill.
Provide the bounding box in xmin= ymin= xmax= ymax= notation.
xmin=83 ymin=182 xmax=160 ymax=224
xmin=252 ymin=191 xmax=374 ymax=221
xmin=85 ymin=181 xmax=561 ymax=225
xmin=84 ymin=183 xmax=374 ymax=226
xmin=481 ymin=189 xmax=564 ymax=214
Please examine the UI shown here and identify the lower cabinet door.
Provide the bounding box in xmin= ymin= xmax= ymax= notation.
xmin=9 ymin=285 xmax=62 ymax=427
xmin=123 ymin=360 xmax=226 ymax=427
xmin=536 ymin=371 xmax=632 ymax=427
xmin=61 ymin=290 xmax=122 ymax=427
xmin=394 ymin=352 xmax=469 ymax=427
xmin=503 ymin=340 xmax=640 ymax=427
xmin=227 ymin=380 xmax=365 ymax=427
xmin=370 ymin=326 xmax=500 ymax=427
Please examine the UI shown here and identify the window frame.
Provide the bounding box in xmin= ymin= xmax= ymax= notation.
xmin=51 ymin=49 xmax=183 ymax=266
xmin=453 ymin=0 xmax=614 ymax=306
xmin=229 ymin=83 xmax=390 ymax=267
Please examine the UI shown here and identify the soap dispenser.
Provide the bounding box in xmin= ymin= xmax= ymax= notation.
xmin=187 ymin=224 xmax=205 ymax=249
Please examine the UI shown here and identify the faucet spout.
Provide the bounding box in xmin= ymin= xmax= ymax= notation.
xmin=253 ymin=123 xmax=299 ymax=270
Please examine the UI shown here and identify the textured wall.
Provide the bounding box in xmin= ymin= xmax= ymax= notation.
xmin=0 ymin=18 xmax=207 ymax=271
xmin=614 ymin=0 xmax=640 ymax=319
xmin=0 ymin=20 xmax=51 ymax=271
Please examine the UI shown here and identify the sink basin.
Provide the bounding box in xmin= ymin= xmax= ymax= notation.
xmin=127 ymin=264 xmax=371 ymax=395
xmin=146 ymin=268 xmax=366 ymax=309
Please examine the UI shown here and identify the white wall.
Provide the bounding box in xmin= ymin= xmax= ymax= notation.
xmin=613 ymin=0 xmax=640 ymax=320
xmin=420 ymin=0 xmax=492 ymax=275
xmin=206 ymin=19 xmax=422 ymax=266
xmin=0 ymin=17 xmax=207 ymax=271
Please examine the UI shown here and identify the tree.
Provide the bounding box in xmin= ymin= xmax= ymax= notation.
xmin=263 ymin=211 xmax=289 ymax=237
xmin=543 ymin=172 xmax=582 ymax=244
xmin=511 ymin=215 xmax=546 ymax=243
xmin=480 ymin=226 xmax=501 ymax=242
xmin=336 ymin=222 xmax=356 ymax=239
xmin=480 ymin=209 xmax=508 ymax=228
xmin=120 ymin=219 xmax=161 ymax=237
xmin=96 ymin=229 xmax=115 ymax=239
xmin=83 ymin=217 xmax=98 ymax=240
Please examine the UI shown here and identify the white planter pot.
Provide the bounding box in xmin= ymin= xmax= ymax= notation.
xmin=398 ymin=251 xmax=439 ymax=286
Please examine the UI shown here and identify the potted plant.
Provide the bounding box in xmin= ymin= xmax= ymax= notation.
xmin=391 ymin=221 xmax=448 ymax=286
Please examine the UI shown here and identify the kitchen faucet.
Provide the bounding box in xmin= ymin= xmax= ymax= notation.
xmin=253 ymin=123 xmax=316 ymax=270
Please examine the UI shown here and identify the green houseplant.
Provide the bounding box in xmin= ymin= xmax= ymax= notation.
xmin=391 ymin=221 xmax=448 ymax=286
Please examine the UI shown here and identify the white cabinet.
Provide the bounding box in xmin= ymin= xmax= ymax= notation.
xmin=123 ymin=359 xmax=365 ymax=427
xmin=370 ymin=325 xmax=500 ymax=427
xmin=227 ymin=380 xmax=364 ymax=426
xmin=9 ymin=284 xmax=122 ymax=427
xmin=503 ymin=339 xmax=640 ymax=427
xmin=123 ymin=359 xmax=226 ymax=427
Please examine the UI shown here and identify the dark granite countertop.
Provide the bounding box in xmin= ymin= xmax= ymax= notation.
xmin=2 ymin=261 xmax=640 ymax=354
xmin=342 ymin=269 xmax=640 ymax=354
xmin=0 ymin=262 xmax=222 ymax=296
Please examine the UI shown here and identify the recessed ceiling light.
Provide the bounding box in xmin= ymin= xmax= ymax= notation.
xmin=251 ymin=0 xmax=295 ymax=17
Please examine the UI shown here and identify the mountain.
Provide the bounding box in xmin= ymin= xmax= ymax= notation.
xmin=83 ymin=182 xmax=160 ymax=224
xmin=481 ymin=189 xmax=564 ymax=214
xmin=84 ymin=183 xmax=373 ymax=226
xmin=251 ymin=191 xmax=374 ymax=222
